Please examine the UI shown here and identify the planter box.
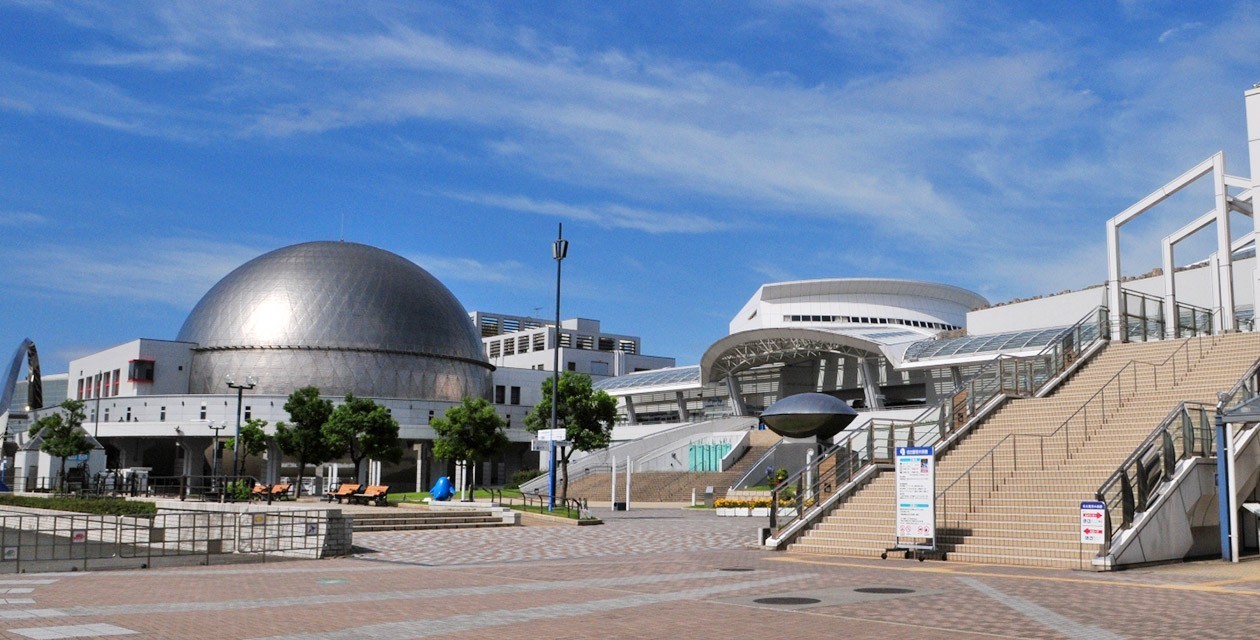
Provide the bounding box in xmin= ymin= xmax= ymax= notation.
xmin=750 ymin=508 xmax=770 ymax=517
xmin=734 ymin=508 xmax=750 ymax=517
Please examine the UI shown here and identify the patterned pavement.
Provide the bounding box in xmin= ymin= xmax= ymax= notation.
xmin=0 ymin=507 xmax=1255 ymax=638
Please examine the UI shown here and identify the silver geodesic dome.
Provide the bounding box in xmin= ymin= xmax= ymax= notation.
xmin=176 ymin=241 xmax=491 ymax=400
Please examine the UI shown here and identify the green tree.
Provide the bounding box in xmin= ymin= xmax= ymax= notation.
xmin=431 ymin=397 xmax=509 ymax=497
xmin=275 ymin=387 xmax=334 ymax=498
xmin=225 ymin=418 xmax=269 ymax=477
xmin=324 ymin=394 xmax=403 ymax=482
xmin=28 ymin=399 xmax=93 ymax=491
xmin=524 ymin=372 xmax=617 ymax=502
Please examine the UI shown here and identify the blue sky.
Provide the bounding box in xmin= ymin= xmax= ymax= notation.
xmin=1 ymin=1 xmax=1258 ymax=372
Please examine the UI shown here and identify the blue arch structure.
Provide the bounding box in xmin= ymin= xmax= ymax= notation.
xmin=1 ymin=339 xmax=42 ymax=416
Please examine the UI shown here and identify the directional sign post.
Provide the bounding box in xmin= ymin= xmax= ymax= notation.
xmin=1080 ymin=501 xmax=1106 ymax=544
xmin=895 ymin=446 xmax=935 ymax=542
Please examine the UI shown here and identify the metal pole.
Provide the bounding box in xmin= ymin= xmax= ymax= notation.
xmin=549 ymin=223 xmax=567 ymax=512
xmin=226 ymin=376 xmax=256 ymax=487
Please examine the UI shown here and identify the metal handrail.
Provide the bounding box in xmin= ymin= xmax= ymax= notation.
xmin=766 ymin=306 xmax=1108 ymax=539
xmin=936 ymin=331 xmax=1216 ymax=525
xmin=1094 ymin=354 xmax=1260 ymax=549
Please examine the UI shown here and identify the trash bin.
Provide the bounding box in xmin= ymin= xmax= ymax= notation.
xmin=613 ymin=502 xmax=627 ymax=511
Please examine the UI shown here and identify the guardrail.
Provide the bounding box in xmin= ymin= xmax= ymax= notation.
xmin=766 ymin=306 xmax=1109 ymax=541
xmin=1094 ymin=354 xmax=1260 ymax=550
xmin=937 ymin=330 xmax=1216 ymax=527
xmin=0 ymin=507 xmax=350 ymax=574
xmin=506 ymin=494 xmax=590 ymax=519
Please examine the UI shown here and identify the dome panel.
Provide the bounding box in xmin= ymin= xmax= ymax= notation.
xmin=176 ymin=241 xmax=490 ymax=399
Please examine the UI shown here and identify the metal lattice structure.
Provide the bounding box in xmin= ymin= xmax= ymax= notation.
xmin=176 ymin=241 xmax=492 ymax=400
xmin=702 ymin=329 xmax=878 ymax=381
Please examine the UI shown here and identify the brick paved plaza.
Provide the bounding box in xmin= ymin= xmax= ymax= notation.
xmin=0 ymin=507 xmax=1256 ymax=639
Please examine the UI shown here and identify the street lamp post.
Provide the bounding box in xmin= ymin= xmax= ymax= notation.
xmin=207 ymin=420 xmax=226 ymax=493
xmin=93 ymin=370 xmax=102 ymax=439
xmin=549 ymin=223 xmax=568 ymax=512
xmin=225 ymin=375 xmax=257 ymax=482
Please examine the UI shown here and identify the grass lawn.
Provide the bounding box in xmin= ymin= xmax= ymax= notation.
xmin=394 ymin=488 xmax=525 ymax=503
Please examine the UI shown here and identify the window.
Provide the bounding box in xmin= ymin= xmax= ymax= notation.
xmin=480 ymin=316 xmax=500 ymax=337
xmin=159 ymin=407 xmax=166 ymax=422
xmin=199 ymin=403 xmax=207 ymax=420
xmin=489 ymin=341 xmax=501 ymax=358
xmin=125 ymin=407 xmax=132 ymax=421
xmin=76 ymin=379 xmax=84 ymax=400
xmin=502 ymin=318 xmax=520 ymax=333
xmin=567 ymin=362 xmax=577 ymax=371
xmin=618 ymin=340 xmax=637 ymax=354
xmin=128 ymin=359 xmax=155 ymax=382
xmin=559 ymin=333 xmax=572 ymax=348
xmin=598 ymin=337 xmax=615 ymax=352
xmin=504 ymin=340 xmax=515 ymax=356
xmin=532 ymin=333 xmax=545 ymax=351
xmin=495 ymin=385 xmax=506 ymax=404
xmin=103 ymin=408 xmax=109 ymax=422
xmin=113 ymin=369 xmax=120 ymax=395
xmin=244 ymin=406 xmax=252 ymax=420
xmin=510 ymin=386 xmax=521 ymax=405
xmin=102 ymin=371 xmax=111 ymax=397
xmin=577 ymin=335 xmax=594 ymax=350
xmin=518 ymin=336 xmax=529 ymax=353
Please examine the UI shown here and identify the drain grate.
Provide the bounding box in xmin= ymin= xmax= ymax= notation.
xmin=719 ymin=568 xmax=754 ymax=572
xmin=854 ymin=587 xmax=914 ymax=594
xmin=753 ymin=597 xmax=821 ymax=606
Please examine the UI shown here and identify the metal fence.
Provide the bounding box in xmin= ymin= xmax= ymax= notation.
xmin=0 ymin=507 xmax=351 ymax=573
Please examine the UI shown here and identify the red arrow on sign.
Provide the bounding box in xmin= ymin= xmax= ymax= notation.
xmin=1084 ymin=512 xmax=1103 ymax=518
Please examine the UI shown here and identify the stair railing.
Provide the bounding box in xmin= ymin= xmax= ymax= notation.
xmin=936 ymin=331 xmax=1217 ymax=528
xmin=767 ymin=306 xmax=1109 ymax=540
xmin=1095 ymin=354 xmax=1260 ymax=550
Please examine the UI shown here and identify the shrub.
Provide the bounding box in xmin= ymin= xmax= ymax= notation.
xmin=507 ymin=468 xmax=545 ymax=489
xmin=0 ymin=495 xmax=157 ymax=517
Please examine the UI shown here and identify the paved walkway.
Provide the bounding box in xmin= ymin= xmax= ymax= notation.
xmin=0 ymin=507 xmax=1257 ymax=638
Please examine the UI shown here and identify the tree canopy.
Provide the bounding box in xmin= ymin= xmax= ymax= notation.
xmin=275 ymin=386 xmax=334 ymax=496
xmin=324 ymin=394 xmax=403 ymax=481
xmin=226 ymin=418 xmax=269 ymax=476
xmin=29 ymin=399 xmax=93 ymax=489
xmin=524 ymin=372 xmax=617 ymax=501
xmin=431 ymin=396 xmax=509 ymax=491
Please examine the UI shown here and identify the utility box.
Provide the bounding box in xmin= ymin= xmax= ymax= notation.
xmin=705 ymin=486 xmax=715 ymax=508
xmin=613 ymin=502 xmax=626 ymax=511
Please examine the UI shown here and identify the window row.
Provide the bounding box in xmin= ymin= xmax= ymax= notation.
xmin=75 ymin=368 xmax=122 ymax=401
xmin=782 ymin=315 xmax=959 ymax=331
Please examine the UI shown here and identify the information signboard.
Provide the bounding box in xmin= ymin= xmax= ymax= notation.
xmin=895 ymin=446 xmax=935 ymax=540
xmin=1080 ymin=500 xmax=1106 ymax=544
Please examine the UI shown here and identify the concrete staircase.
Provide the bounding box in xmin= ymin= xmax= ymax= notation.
xmin=562 ymin=445 xmax=771 ymax=503
xmin=351 ymin=508 xmax=511 ymax=533
xmin=790 ymin=332 xmax=1260 ymax=568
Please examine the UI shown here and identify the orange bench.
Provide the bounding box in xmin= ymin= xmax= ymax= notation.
xmin=325 ymin=483 xmax=361 ymax=503
xmin=269 ymin=483 xmax=292 ymax=500
xmin=348 ymin=484 xmax=390 ymax=506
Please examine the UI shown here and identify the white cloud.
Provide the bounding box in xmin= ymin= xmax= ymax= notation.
xmin=0 ymin=237 xmax=261 ymax=308
xmin=440 ymin=192 xmax=732 ymax=234
xmin=0 ymin=211 xmax=47 ymax=226
xmin=407 ymin=254 xmax=530 ymax=285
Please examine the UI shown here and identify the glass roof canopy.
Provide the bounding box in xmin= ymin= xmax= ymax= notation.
xmin=593 ymin=365 xmax=701 ymax=392
xmin=904 ymin=322 xmax=1100 ymax=362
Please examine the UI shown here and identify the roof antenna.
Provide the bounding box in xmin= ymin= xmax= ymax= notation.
xmin=339 ymin=212 xmax=345 ymax=242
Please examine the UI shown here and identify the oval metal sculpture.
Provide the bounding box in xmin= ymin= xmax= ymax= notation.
xmin=759 ymin=393 xmax=858 ymax=441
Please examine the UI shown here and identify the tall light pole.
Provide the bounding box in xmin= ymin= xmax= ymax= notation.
xmin=93 ymin=370 xmax=102 ymax=439
xmin=225 ymin=375 xmax=256 ymax=480
xmin=208 ymin=420 xmax=226 ymax=495
xmin=549 ymin=223 xmax=568 ymax=512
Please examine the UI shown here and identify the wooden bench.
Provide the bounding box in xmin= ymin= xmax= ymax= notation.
xmin=348 ymin=484 xmax=390 ymax=506
xmin=325 ymin=483 xmax=361 ymax=503
xmin=269 ymin=483 xmax=292 ymax=500
xmin=250 ymin=483 xmax=271 ymax=501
